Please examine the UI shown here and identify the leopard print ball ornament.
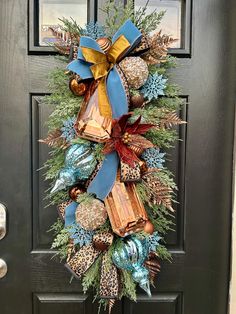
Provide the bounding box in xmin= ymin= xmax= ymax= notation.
xmin=119 ymin=57 xmax=149 ymax=89
xmin=75 ymin=198 xmax=107 ymax=230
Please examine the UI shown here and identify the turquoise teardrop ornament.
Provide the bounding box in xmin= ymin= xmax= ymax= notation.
xmin=112 ymin=236 xmax=151 ymax=297
xmin=51 ymin=143 xmax=97 ymax=193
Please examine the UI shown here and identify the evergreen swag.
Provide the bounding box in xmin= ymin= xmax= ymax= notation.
xmin=40 ymin=0 xmax=186 ymax=312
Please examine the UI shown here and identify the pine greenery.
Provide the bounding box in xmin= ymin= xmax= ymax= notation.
xmin=100 ymin=0 xmax=165 ymax=36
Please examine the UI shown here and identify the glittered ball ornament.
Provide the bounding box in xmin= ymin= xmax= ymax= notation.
xmin=96 ymin=37 xmax=112 ymax=53
xmin=69 ymin=77 xmax=89 ymax=96
xmin=119 ymin=57 xmax=149 ymax=89
xmin=75 ymin=199 xmax=107 ymax=230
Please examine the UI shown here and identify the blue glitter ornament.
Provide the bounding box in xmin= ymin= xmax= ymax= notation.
xmin=68 ymin=223 xmax=94 ymax=247
xmin=61 ymin=116 xmax=77 ymax=142
xmin=147 ymin=232 xmax=161 ymax=253
xmin=141 ymin=147 xmax=166 ymax=169
xmin=51 ymin=143 xmax=97 ymax=193
xmin=141 ymin=74 xmax=168 ymax=101
xmin=82 ymin=22 xmax=106 ymax=40
xmin=112 ymin=236 xmax=151 ymax=296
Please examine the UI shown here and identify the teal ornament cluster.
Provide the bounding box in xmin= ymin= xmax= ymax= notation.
xmin=51 ymin=143 xmax=97 ymax=193
xmin=112 ymin=236 xmax=151 ymax=297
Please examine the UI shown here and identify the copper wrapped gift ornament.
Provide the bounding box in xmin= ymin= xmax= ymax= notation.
xmin=105 ymin=179 xmax=148 ymax=237
xmin=75 ymin=85 xmax=112 ymax=143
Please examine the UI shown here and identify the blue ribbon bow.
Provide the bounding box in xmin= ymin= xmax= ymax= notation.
xmin=67 ymin=20 xmax=142 ymax=200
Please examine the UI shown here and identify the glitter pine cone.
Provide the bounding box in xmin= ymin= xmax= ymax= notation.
xmin=61 ymin=116 xmax=77 ymax=142
xmin=82 ymin=22 xmax=106 ymax=40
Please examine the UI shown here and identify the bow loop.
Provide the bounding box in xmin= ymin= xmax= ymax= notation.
xmin=80 ymin=34 xmax=131 ymax=117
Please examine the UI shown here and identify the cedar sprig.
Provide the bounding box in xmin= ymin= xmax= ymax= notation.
xmin=156 ymin=245 xmax=172 ymax=261
xmin=100 ymin=0 xmax=134 ymax=37
xmin=119 ymin=270 xmax=137 ymax=301
xmin=145 ymin=128 xmax=178 ymax=148
xmin=58 ymin=17 xmax=83 ymax=40
xmin=135 ymin=9 xmax=165 ymax=33
xmin=82 ymin=255 xmax=103 ymax=293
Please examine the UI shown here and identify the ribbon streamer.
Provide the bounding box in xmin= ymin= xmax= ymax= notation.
xmin=66 ymin=244 xmax=100 ymax=279
xmin=100 ymin=252 xmax=119 ymax=299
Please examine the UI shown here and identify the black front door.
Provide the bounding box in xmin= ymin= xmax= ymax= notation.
xmin=0 ymin=1 xmax=235 ymax=314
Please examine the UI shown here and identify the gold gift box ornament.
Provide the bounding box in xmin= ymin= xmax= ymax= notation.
xmin=105 ymin=178 xmax=148 ymax=237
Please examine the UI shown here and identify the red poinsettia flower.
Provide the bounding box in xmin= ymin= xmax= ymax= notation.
xmin=103 ymin=113 xmax=155 ymax=167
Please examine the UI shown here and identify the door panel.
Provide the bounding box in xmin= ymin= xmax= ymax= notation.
xmin=0 ymin=0 xmax=235 ymax=314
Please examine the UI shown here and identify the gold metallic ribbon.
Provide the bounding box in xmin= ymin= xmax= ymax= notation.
xmin=81 ymin=35 xmax=131 ymax=118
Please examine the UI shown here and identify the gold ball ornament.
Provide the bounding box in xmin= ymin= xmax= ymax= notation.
xmin=143 ymin=220 xmax=154 ymax=234
xmin=69 ymin=77 xmax=89 ymax=96
xmin=75 ymin=199 xmax=107 ymax=231
xmin=119 ymin=57 xmax=149 ymax=89
xmin=130 ymin=94 xmax=145 ymax=108
xmin=96 ymin=37 xmax=112 ymax=53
